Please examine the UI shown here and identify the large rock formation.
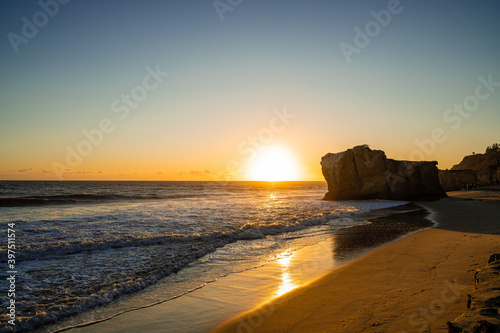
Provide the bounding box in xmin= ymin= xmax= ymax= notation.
xmin=321 ymin=145 xmax=447 ymax=200
xmin=439 ymin=169 xmax=478 ymax=191
xmin=451 ymin=148 xmax=500 ymax=184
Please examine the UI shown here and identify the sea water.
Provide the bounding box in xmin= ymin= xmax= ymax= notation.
xmin=0 ymin=181 xmax=404 ymax=332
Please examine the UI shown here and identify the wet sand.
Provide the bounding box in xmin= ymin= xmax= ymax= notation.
xmin=212 ymin=190 xmax=500 ymax=332
xmin=332 ymin=202 xmax=433 ymax=262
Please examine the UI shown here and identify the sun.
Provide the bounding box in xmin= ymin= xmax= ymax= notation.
xmin=246 ymin=145 xmax=300 ymax=181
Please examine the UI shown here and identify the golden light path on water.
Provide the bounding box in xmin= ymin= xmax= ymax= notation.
xmin=275 ymin=251 xmax=298 ymax=298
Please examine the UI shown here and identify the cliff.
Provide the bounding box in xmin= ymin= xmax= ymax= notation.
xmin=439 ymin=169 xmax=478 ymax=192
xmin=321 ymin=145 xmax=447 ymax=200
xmin=451 ymin=149 xmax=500 ymax=184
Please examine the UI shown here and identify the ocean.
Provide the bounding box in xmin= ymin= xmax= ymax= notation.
xmin=0 ymin=181 xmax=406 ymax=332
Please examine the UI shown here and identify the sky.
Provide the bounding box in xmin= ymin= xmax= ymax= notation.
xmin=0 ymin=0 xmax=499 ymax=181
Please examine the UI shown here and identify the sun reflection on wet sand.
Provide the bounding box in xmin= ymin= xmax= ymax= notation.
xmin=275 ymin=251 xmax=298 ymax=298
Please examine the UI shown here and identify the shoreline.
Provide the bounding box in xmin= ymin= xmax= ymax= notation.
xmin=53 ymin=202 xmax=428 ymax=333
xmin=212 ymin=190 xmax=500 ymax=332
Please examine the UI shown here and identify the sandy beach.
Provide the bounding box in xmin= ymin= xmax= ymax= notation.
xmin=213 ymin=189 xmax=500 ymax=333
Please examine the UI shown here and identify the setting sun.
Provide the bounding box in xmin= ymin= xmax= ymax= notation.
xmin=247 ymin=146 xmax=300 ymax=181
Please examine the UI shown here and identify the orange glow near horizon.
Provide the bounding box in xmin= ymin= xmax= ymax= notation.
xmin=246 ymin=146 xmax=301 ymax=181
xmin=0 ymin=142 xmax=489 ymax=182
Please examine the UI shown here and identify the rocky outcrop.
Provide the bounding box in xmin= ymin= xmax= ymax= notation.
xmin=321 ymin=145 xmax=447 ymax=200
xmin=448 ymin=254 xmax=500 ymax=332
xmin=451 ymin=149 xmax=500 ymax=184
xmin=439 ymin=170 xmax=478 ymax=191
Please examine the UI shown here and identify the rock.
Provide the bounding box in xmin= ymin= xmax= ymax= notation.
xmin=447 ymin=255 xmax=500 ymax=332
xmin=321 ymin=145 xmax=447 ymax=200
xmin=439 ymin=169 xmax=478 ymax=191
xmin=451 ymin=149 xmax=500 ymax=184
xmin=479 ymin=308 xmax=499 ymax=317
xmin=488 ymin=254 xmax=500 ymax=264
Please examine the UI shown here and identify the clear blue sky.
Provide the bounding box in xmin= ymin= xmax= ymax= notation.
xmin=1 ymin=0 xmax=499 ymax=180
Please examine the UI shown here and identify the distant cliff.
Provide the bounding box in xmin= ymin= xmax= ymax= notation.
xmin=451 ymin=147 xmax=500 ymax=184
xmin=321 ymin=145 xmax=447 ymax=200
xmin=438 ymin=170 xmax=478 ymax=191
